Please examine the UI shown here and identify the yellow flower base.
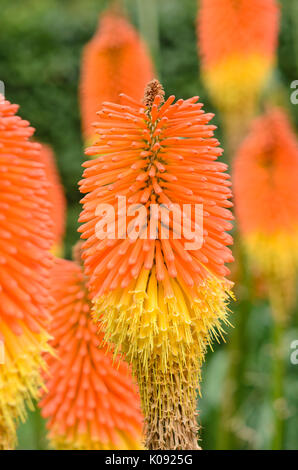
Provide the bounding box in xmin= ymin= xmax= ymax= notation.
xmin=95 ymin=268 xmax=232 ymax=374
xmin=94 ymin=268 xmax=232 ymax=448
xmin=245 ymin=231 xmax=298 ymax=319
xmin=204 ymin=53 xmax=274 ymax=113
xmin=0 ymin=321 xmax=51 ymax=449
xmin=50 ymin=243 xmax=64 ymax=258
xmin=246 ymin=232 xmax=298 ymax=280
xmin=50 ymin=432 xmax=143 ymax=450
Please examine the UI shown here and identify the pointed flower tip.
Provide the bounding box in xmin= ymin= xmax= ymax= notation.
xmin=143 ymin=79 xmax=165 ymax=109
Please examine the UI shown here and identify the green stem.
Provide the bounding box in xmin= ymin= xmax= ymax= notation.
xmin=222 ymin=110 xmax=254 ymax=159
xmin=109 ymin=0 xmax=123 ymax=9
xmin=33 ymin=407 xmax=46 ymax=450
xmin=216 ymin=300 xmax=249 ymax=449
xmin=136 ymin=0 xmax=160 ymax=71
xmin=268 ymin=275 xmax=290 ymax=450
xmin=290 ymin=0 xmax=298 ymax=75
xmin=216 ymin=238 xmax=251 ymax=449
xmin=271 ymin=319 xmax=286 ymax=450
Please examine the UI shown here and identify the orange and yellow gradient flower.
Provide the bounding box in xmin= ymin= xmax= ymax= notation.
xmin=0 ymin=97 xmax=53 ymax=449
xmin=39 ymin=144 xmax=66 ymax=257
xmin=198 ymin=0 xmax=279 ymax=114
xmin=40 ymin=255 xmax=143 ymax=450
xmin=80 ymin=8 xmax=154 ymax=143
xmin=233 ymin=108 xmax=298 ymax=318
xmin=79 ymin=80 xmax=233 ymax=449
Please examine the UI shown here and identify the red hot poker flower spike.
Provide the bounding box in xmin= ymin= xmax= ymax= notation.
xmin=39 ymin=144 xmax=66 ymax=256
xmin=79 ymin=80 xmax=234 ymax=449
xmin=40 ymin=256 xmax=143 ymax=450
xmin=0 ymin=97 xmax=53 ymax=449
xmin=80 ymin=8 xmax=154 ymax=142
xmin=234 ymin=108 xmax=298 ymax=318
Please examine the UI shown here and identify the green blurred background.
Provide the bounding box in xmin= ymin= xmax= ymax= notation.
xmin=1 ymin=0 xmax=298 ymax=450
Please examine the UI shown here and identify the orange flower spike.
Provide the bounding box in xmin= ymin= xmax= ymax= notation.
xmin=40 ymin=255 xmax=143 ymax=450
xmin=198 ymin=0 xmax=280 ymax=113
xmin=233 ymin=108 xmax=298 ymax=317
xmin=39 ymin=144 xmax=66 ymax=256
xmin=79 ymin=80 xmax=234 ymax=449
xmin=80 ymin=8 xmax=154 ymax=143
xmin=0 ymin=97 xmax=53 ymax=449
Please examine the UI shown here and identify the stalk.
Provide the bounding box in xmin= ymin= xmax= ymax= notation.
xmin=136 ymin=0 xmax=160 ymax=69
xmin=139 ymin=364 xmax=200 ymax=450
xmin=216 ymin=237 xmax=251 ymax=449
xmin=271 ymin=318 xmax=286 ymax=450
xmin=268 ymin=282 xmax=288 ymax=450
xmin=139 ymin=81 xmax=200 ymax=450
xmin=290 ymin=0 xmax=298 ymax=75
xmin=216 ymin=306 xmax=247 ymax=449
xmin=222 ymin=109 xmax=254 ymax=158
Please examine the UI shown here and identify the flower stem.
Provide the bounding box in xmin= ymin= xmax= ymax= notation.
xmin=216 ymin=302 xmax=248 ymax=449
xmin=136 ymin=0 xmax=160 ymax=69
xmin=139 ymin=365 xmax=201 ymax=450
xmin=271 ymin=318 xmax=286 ymax=450
xmin=216 ymin=237 xmax=251 ymax=449
xmin=223 ymin=110 xmax=254 ymax=158
xmin=268 ymin=276 xmax=289 ymax=450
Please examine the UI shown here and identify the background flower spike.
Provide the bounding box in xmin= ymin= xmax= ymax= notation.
xmin=79 ymin=6 xmax=154 ymax=144
xmin=233 ymin=107 xmax=298 ymax=449
xmin=233 ymin=107 xmax=298 ymax=322
xmin=198 ymin=0 xmax=280 ymax=153
xmin=0 ymin=96 xmax=53 ymax=449
xmin=38 ymin=144 xmax=66 ymax=257
xmin=39 ymin=245 xmax=143 ymax=450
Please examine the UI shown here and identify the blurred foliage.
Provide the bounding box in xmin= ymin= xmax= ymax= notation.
xmin=0 ymin=0 xmax=297 ymax=450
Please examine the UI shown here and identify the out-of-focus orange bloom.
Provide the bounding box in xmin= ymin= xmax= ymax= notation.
xmin=39 ymin=144 xmax=66 ymax=256
xmin=198 ymin=0 xmax=279 ymax=113
xmin=40 ymin=257 xmax=143 ymax=450
xmin=79 ymin=80 xmax=233 ymax=449
xmin=0 ymin=97 xmax=53 ymax=449
xmin=80 ymin=9 xmax=154 ymax=142
xmin=233 ymin=108 xmax=298 ymax=315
